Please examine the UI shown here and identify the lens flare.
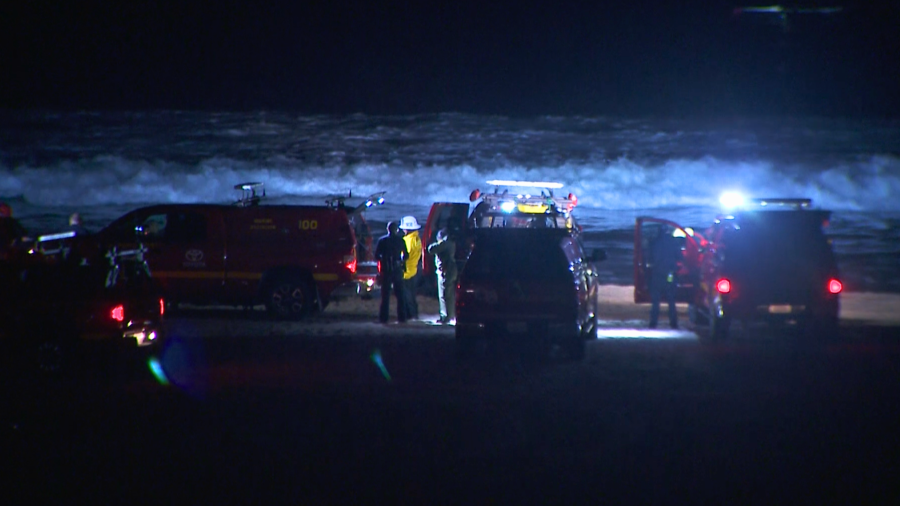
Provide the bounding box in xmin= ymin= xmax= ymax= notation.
xmin=370 ymin=349 xmax=392 ymax=381
xmin=148 ymin=356 xmax=170 ymax=386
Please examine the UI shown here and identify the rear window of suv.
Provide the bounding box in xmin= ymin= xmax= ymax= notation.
xmin=722 ymin=212 xmax=835 ymax=269
xmin=464 ymin=233 xmax=570 ymax=281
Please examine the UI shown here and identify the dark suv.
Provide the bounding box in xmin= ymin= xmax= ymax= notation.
xmin=455 ymin=228 xmax=605 ymax=361
xmin=634 ymin=198 xmax=842 ymax=339
xmin=1 ymin=235 xmax=165 ymax=376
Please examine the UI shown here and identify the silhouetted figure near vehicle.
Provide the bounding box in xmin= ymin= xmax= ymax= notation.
xmin=648 ymin=227 xmax=683 ymax=329
xmin=68 ymin=212 xmax=89 ymax=236
xmin=0 ymin=203 xmax=29 ymax=261
xmin=375 ymin=221 xmax=409 ymax=323
xmin=399 ymin=215 xmax=423 ymax=320
xmin=427 ymin=228 xmax=458 ymax=325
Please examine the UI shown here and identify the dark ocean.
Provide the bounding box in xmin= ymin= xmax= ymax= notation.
xmin=2 ymin=111 xmax=899 ymax=292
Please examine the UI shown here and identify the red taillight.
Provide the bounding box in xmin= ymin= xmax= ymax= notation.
xmin=716 ymin=278 xmax=732 ymax=294
xmin=344 ymin=254 xmax=357 ymax=274
xmin=159 ymin=298 xmax=165 ymax=316
xmin=828 ymin=278 xmax=843 ymax=294
xmin=111 ymin=304 xmax=125 ymax=322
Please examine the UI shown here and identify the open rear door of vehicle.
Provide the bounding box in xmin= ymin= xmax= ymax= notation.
xmin=634 ymin=217 xmax=702 ymax=304
xmin=422 ymin=203 xmax=470 ymax=277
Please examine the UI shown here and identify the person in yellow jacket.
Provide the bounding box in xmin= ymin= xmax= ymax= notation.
xmin=399 ymin=215 xmax=423 ymax=320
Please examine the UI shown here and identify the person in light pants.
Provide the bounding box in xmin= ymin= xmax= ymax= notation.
xmin=427 ymin=228 xmax=458 ymax=324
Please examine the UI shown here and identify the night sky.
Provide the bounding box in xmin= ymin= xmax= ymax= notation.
xmin=2 ymin=1 xmax=898 ymax=117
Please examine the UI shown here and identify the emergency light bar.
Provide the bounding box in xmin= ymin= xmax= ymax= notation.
xmin=750 ymin=198 xmax=812 ymax=209
xmin=481 ymin=191 xmax=577 ymax=214
xmin=486 ymin=180 xmax=564 ymax=189
xmin=37 ymin=231 xmax=77 ymax=242
xmin=719 ymin=192 xmax=813 ymax=210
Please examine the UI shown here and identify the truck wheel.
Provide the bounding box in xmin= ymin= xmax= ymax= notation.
xmin=265 ymin=276 xmax=314 ymax=320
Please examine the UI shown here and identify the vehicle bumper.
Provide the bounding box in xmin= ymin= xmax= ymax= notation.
xmin=457 ymin=317 xmax=578 ymax=340
xmin=720 ymin=297 xmax=839 ymax=324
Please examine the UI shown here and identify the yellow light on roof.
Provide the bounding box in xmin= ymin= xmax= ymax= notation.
xmin=517 ymin=203 xmax=549 ymax=214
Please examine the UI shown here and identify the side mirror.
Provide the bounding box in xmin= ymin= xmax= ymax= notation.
xmin=591 ymin=249 xmax=607 ymax=263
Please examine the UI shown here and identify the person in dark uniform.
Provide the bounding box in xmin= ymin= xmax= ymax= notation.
xmin=375 ymin=221 xmax=409 ymax=323
xmin=648 ymin=226 xmax=683 ymax=329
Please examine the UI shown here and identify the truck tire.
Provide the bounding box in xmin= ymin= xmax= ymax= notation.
xmin=265 ymin=276 xmax=314 ymax=320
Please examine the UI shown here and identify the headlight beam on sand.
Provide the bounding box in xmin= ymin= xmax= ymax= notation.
xmin=594 ymin=328 xmax=698 ymax=339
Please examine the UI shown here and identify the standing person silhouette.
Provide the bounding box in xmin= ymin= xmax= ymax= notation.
xmin=375 ymin=221 xmax=409 ymax=324
xmin=1 ymin=203 xmax=29 ymax=260
xmin=427 ymin=228 xmax=458 ymax=325
xmin=648 ymin=226 xmax=683 ymax=329
xmin=68 ymin=212 xmax=89 ymax=235
xmin=399 ymin=216 xmax=423 ymax=320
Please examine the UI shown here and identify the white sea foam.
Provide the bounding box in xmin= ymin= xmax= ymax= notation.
xmin=2 ymin=112 xmax=899 ymax=291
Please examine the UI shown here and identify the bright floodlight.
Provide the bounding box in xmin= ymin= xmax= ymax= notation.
xmin=486 ymin=180 xmax=564 ymax=189
xmin=500 ymin=201 xmax=516 ymax=213
xmin=719 ymin=192 xmax=745 ymax=209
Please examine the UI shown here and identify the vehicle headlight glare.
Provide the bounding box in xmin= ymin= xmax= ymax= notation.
xmin=719 ymin=192 xmax=745 ymax=209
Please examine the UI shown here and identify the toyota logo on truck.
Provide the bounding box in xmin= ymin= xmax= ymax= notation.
xmin=184 ymin=249 xmax=206 ymax=267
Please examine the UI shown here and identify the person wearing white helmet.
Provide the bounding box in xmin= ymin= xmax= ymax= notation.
xmin=399 ymin=215 xmax=423 ymax=320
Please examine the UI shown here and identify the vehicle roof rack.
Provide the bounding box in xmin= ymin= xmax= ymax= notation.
xmin=480 ymin=191 xmax=576 ymax=214
xmin=324 ymin=191 xmax=352 ymax=208
xmin=485 ymin=180 xmax=565 ymax=190
xmin=474 ymin=180 xmax=577 ymax=214
xmin=234 ymin=182 xmax=265 ymax=207
xmin=325 ymin=191 xmax=386 ymax=213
